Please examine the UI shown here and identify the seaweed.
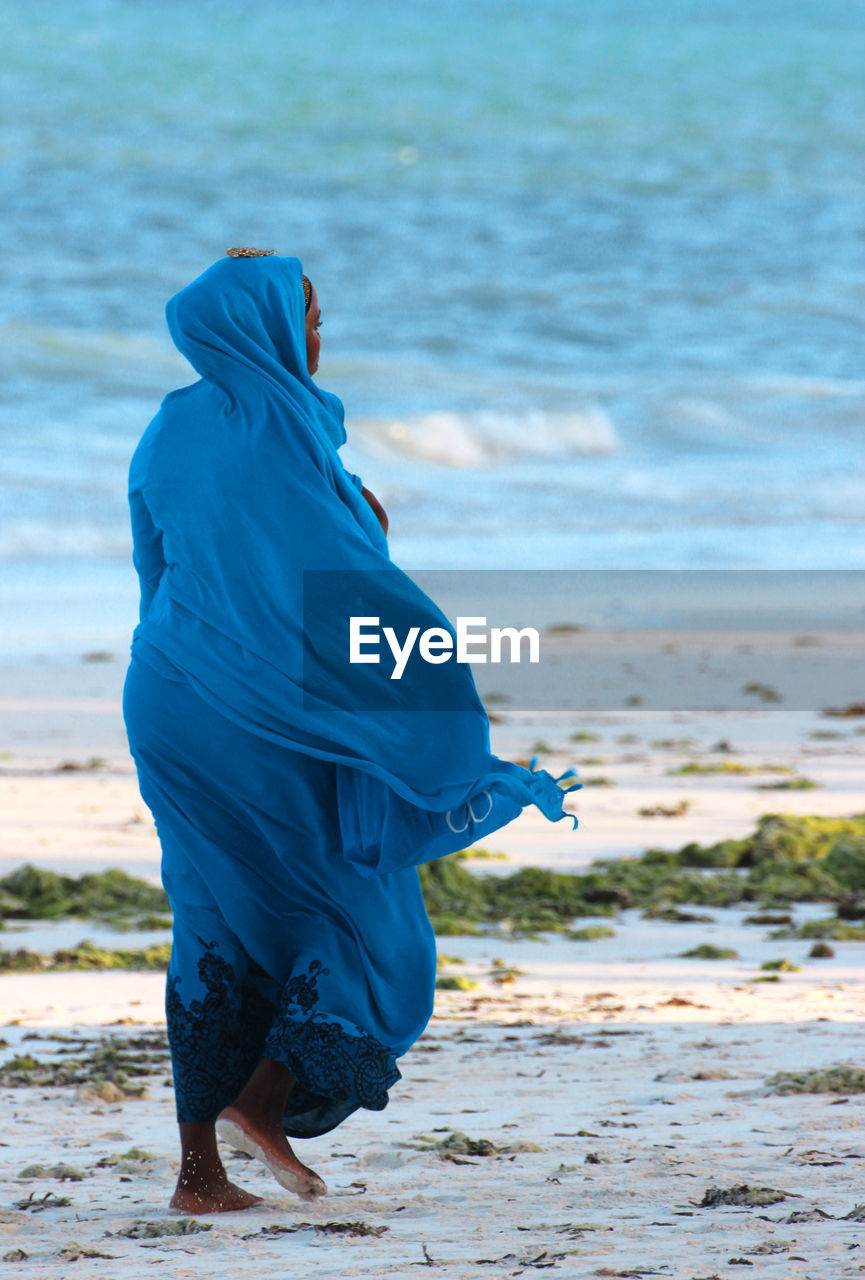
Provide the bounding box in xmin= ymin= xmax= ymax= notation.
xmin=670 ymin=762 xmax=792 ymax=775
xmin=568 ymin=925 xmax=616 ymax=940
xmin=13 ymin=1191 xmax=71 ymax=1212
xmin=742 ymin=682 xmax=782 ymax=703
xmin=0 ymin=941 xmax=171 ymax=973
xmin=0 ymin=865 xmax=169 ymax=927
xmin=760 ymin=958 xmax=800 ymax=972
xmin=773 ymin=919 xmax=865 ymax=941
xmin=808 ymin=942 xmax=835 ymax=958
xmin=58 ymin=1244 xmax=116 ymax=1261
xmin=435 ymin=975 xmax=478 ymax=991
xmin=642 ymin=907 xmax=714 ymax=923
xmin=452 ymin=847 xmax=509 ymax=861
xmin=754 ymin=776 xmax=819 ymax=791
xmin=783 ymin=1208 xmax=835 ymax=1222
xmin=0 ymin=1031 xmax=169 ymax=1093
xmin=638 ymin=801 xmax=691 ymax=817
xmin=96 ymin=1147 xmax=154 ymax=1170
xmin=243 ymin=1221 xmax=387 ymax=1239
xmin=679 ymin=945 xmax=739 ymax=960
xmin=437 ymin=1131 xmax=498 ymax=1157
xmin=114 ymin=1218 xmax=211 ymax=1238
xmin=18 ymin=1163 xmax=86 ymax=1181
xmin=699 ymin=1185 xmax=789 ymax=1208
xmin=763 ymin=1065 xmax=865 ymax=1095
xmin=418 ymin=859 xmax=612 ymax=935
xmin=417 ymin=813 xmax=865 ymax=935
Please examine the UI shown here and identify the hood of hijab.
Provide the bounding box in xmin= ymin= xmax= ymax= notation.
xmin=165 ymin=254 xmax=346 ymax=450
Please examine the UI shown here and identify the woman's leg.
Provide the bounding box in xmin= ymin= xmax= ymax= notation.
xmin=172 ymin=1121 xmax=261 ymax=1214
xmin=166 ymin=901 xmax=275 ymax=1212
xmin=216 ymin=1059 xmax=326 ymax=1201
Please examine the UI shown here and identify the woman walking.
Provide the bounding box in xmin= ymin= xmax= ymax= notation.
xmin=122 ymin=249 xmax=576 ymax=1212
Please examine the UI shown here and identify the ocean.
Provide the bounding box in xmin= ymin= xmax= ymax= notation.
xmin=2 ymin=0 xmax=864 ymax=654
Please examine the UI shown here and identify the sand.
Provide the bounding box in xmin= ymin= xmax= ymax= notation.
xmin=0 ymin=632 xmax=864 ymax=1278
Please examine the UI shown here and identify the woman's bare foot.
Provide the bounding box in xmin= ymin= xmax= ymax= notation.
xmin=216 ymin=1104 xmax=326 ymax=1201
xmin=170 ymin=1178 xmax=262 ymax=1215
xmin=171 ymin=1119 xmax=262 ymax=1214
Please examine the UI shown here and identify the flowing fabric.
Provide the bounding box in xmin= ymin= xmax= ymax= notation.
xmin=124 ymin=253 xmax=578 ymax=1135
xmin=129 ymin=253 xmax=578 ymax=869
xmin=123 ymin=652 xmax=430 ymax=1135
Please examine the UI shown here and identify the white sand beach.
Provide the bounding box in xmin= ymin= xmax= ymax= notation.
xmin=1 ymin=632 xmax=864 ymax=1278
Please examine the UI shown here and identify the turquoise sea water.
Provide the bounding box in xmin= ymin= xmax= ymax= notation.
xmin=2 ymin=1 xmax=864 ymax=651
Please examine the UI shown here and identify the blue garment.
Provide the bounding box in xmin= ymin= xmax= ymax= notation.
xmin=123 ymin=253 xmax=578 ymax=1132
xmin=129 ymin=254 xmax=577 ymax=871
xmin=123 ymin=651 xmax=427 ymax=1134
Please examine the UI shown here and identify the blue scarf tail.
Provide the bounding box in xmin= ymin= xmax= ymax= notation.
xmin=129 ymin=255 xmax=579 ymax=878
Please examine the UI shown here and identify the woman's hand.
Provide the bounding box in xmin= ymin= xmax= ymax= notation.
xmin=361 ymin=486 xmax=388 ymax=537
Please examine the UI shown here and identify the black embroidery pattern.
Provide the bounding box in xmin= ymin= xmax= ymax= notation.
xmin=165 ymin=945 xmax=275 ymax=1123
xmin=264 ymin=959 xmax=401 ymax=1138
xmin=283 ymin=958 xmax=329 ymax=1014
xmin=166 ymin=951 xmax=400 ymax=1136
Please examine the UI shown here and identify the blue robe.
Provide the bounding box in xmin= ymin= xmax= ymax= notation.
xmin=123 ymin=253 xmax=577 ymax=1135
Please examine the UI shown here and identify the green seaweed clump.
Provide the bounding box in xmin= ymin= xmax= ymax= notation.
xmin=699 ymin=1184 xmax=788 ymax=1207
xmin=755 ymin=776 xmax=819 ymax=791
xmin=58 ymin=1244 xmax=115 ymax=1262
xmin=18 ymin=1162 xmax=85 ymax=1181
xmin=436 ymin=1131 xmax=499 ymax=1157
xmin=679 ymin=945 xmax=739 ymax=960
xmin=808 ymin=942 xmax=835 ymax=958
xmin=774 ymin=918 xmax=865 ymax=941
xmin=638 ymin=800 xmax=691 ymax=817
xmin=764 ymin=1065 xmax=865 ymax=1095
xmin=0 ymin=941 xmax=171 ymax=973
xmin=115 ymin=1218 xmax=211 ymax=1238
xmin=452 ymin=847 xmax=509 ymax=861
xmin=419 ymin=858 xmax=617 ymax=935
xmin=0 ymin=864 xmax=169 ymax=926
xmin=742 ymin=682 xmax=782 ymax=703
xmin=642 ymin=906 xmax=714 ymax=923
xmin=435 ymin=975 xmax=478 ymax=991
xmin=96 ymin=1147 xmax=154 ymax=1170
xmin=13 ymin=1191 xmax=71 ymax=1212
xmin=568 ymin=925 xmax=616 ymax=941
xmin=760 ymin=958 xmax=800 ymax=972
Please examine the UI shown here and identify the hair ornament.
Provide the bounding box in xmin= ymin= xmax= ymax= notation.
xmin=226 ymin=247 xmax=277 ymax=258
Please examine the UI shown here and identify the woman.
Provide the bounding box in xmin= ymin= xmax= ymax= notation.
xmin=123 ymin=249 xmax=577 ymax=1213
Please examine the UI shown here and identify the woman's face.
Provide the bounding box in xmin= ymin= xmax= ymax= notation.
xmin=305 ymin=282 xmax=321 ymax=376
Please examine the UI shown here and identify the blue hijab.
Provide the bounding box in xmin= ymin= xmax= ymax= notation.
xmin=129 ymin=254 xmax=577 ymax=876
